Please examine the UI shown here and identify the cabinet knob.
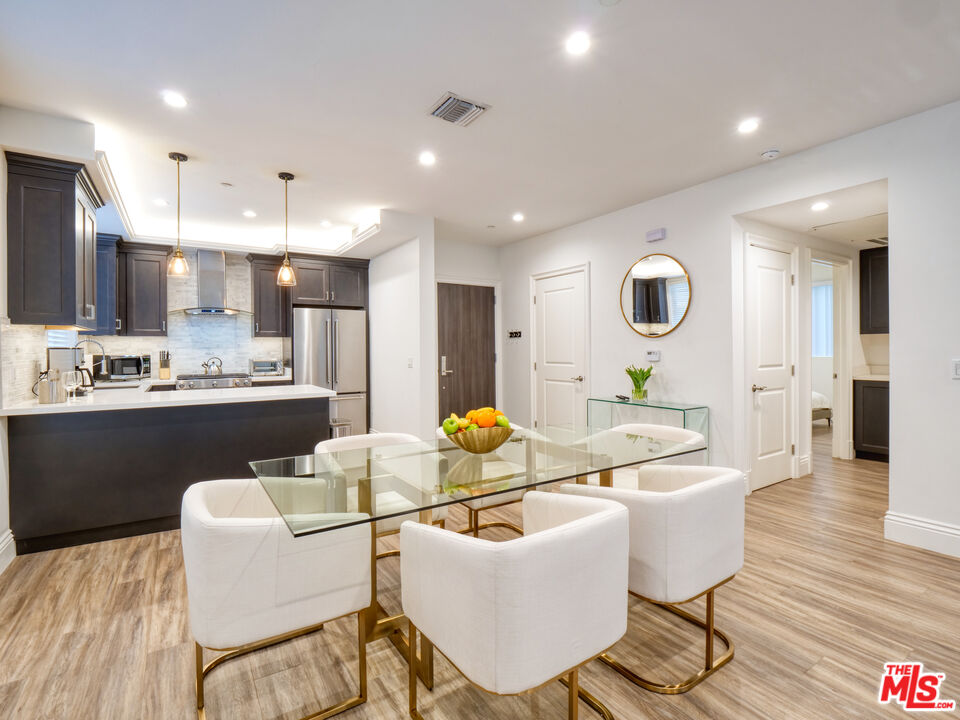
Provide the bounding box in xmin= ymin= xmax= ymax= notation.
xmin=255 ymin=322 xmax=259 ymax=333
xmin=115 ymin=318 xmax=122 ymax=331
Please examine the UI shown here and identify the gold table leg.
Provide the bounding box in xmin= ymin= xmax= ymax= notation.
xmin=599 ymin=469 xmax=612 ymax=487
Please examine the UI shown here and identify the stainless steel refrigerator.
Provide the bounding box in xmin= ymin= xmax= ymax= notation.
xmin=293 ymin=307 xmax=367 ymax=436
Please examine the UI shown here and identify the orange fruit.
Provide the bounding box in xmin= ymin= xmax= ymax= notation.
xmin=494 ymin=410 xmax=504 ymax=417
xmin=475 ymin=410 xmax=496 ymax=428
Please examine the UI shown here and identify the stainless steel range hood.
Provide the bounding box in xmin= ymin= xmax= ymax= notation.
xmin=170 ymin=250 xmax=251 ymax=316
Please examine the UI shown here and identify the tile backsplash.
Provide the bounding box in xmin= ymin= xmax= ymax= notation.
xmin=0 ymin=248 xmax=285 ymax=406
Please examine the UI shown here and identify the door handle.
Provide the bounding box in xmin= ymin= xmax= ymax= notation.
xmin=441 ymin=356 xmax=454 ymax=376
xmin=115 ymin=318 xmax=121 ymax=331
xmin=333 ymin=319 xmax=340 ymax=385
xmin=324 ymin=319 xmax=331 ymax=384
xmin=751 ymin=384 xmax=768 ymax=392
xmin=570 ymin=375 xmax=584 ymax=382
xmin=331 ymin=291 xmax=335 ymax=302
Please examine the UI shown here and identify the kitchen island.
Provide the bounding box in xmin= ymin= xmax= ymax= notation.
xmin=2 ymin=383 xmax=334 ymax=553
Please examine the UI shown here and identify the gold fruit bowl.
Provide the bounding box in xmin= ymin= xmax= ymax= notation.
xmin=446 ymin=426 xmax=514 ymax=454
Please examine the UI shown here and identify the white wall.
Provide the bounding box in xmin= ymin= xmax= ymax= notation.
xmin=812 ymin=358 xmax=834 ymax=407
xmin=368 ymin=238 xmax=422 ymax=434
xmin=436 ymin=237 xmax=501 ymax=283
xmin=501 ymin=100 xmax=960 ymax=557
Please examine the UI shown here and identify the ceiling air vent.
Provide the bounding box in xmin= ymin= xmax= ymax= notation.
xmin=430 ymin=92 xmax=489 ymax=127
xmin=866 ymin=236 xmax=889 ymax=246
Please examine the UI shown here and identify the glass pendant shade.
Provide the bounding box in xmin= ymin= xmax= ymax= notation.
xmin=167 ymin=247 xmax=189 ymax=276
xmin=277 ymin=171 xmax=297 ymax=287
xmin=167 ymin=151 xmax=190 ymax=277
xmin=277 ymin=257 xmax=297 ymax=286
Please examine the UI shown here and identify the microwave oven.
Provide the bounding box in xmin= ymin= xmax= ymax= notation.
xmin=93 ymin=354 xmax=151 ymax=380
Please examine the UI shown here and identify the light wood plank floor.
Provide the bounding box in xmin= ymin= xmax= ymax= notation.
xmin=1 ymin=432 xmax=958 ymax=719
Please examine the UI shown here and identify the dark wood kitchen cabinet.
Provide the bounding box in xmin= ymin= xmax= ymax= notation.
xmin=288 ymin=254 xmax=368 ymax=308
xmin=6 ymin=152 xmax=103 ymax=329
xmin=854 ymin=379 xmax=889 ymax=461
xmin=80 ymin=234 xmax=120 ymax=336
xmin=117 ymin=241 xmax=169 ymax=336
xmin=248 ymin=254 xmax=288 ymax=337
xmin=859 ymin=247 xmax=889 ymax=334
xmin=632 ymin=277 xmax=668 ymax=324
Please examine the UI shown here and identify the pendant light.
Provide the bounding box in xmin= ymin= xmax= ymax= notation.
xmin=167 ymin=152 xmax=190 ymax=276
xmin=277 ymin=172 xmax=297 ymax=286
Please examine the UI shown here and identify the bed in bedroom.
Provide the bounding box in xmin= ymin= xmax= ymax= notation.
xmin=812 ymin=390 xmax=832 ymax=426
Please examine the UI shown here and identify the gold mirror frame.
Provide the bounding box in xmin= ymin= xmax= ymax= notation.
xmin=619 ymin=253 xmax=692 ymax=338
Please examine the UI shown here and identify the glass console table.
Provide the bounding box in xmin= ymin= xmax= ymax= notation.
xmin=587 ymin=397 xmax=709 ymax=453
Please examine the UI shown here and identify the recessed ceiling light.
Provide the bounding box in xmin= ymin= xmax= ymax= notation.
xmin=737 ymin=117 xmax=760 ymax=134
xmin=512 ymin=212 xmax=525 ymax=222
xmin=153 ymin=198 xmax=169 ymax=207
xmin=162 ymin=90 xmax=187 ymax=108
xmin=811 ymin=201 xmax=830 ymax=212
xmin=565 ymin=31 xmax=591 ymax=55
xmin=321 ymin=219 xmax=332 ymax=228
xmin=242 ymin=210 xmax=257 ymax=218
xmin=418 ymin=150 xmax=436 ymax=166
xmin=760 ymin=149 xmax=780 ymax=160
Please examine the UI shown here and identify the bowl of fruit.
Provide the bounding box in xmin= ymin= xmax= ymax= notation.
xmin=441 ymin=407 xmax=513 ymax=454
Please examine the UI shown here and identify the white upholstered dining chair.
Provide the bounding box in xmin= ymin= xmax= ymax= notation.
xmin=583 ymin=423 xmax=705 ymax=487
xmin=435 ymin=426 xmax=526 ymax=537
xmin=401 ymin=490 xmax=629 ymax=719
xmin=181 ymin=478 xmax=371 ymax=720
xmin=562 ymin=464 xmax=744 ymax=694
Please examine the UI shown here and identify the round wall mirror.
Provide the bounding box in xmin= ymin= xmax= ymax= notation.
xmin=619 ymin=254 xmax=691 ymax=337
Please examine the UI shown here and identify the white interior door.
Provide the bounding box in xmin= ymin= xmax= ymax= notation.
xmin=747 ymin=243 xmax=794 ymax=490
xmin=534 ymin=270 xmax=587 ymax=435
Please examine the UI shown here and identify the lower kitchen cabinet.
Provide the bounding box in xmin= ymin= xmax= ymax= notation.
xmin=853 ymin=380 xmax=889 ymax=461
xmin=8 ymin=396 xmax=330 ymax=553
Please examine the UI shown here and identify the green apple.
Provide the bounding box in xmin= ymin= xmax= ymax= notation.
xmin=495 ymin=414 xmax=510 ymax=428
xmin=466 ymin=423 xmax=479 ymax=432
xmin=442 ymin=417 xmax=459 ymax=435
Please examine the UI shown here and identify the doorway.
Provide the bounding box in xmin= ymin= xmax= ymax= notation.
xmin=437 ymin=283 xmax=496 ymax=422
xmin=810 ymin=260 xmax=837 ymax=458
xmin=531 ymin=266 xmax=589 ymax=435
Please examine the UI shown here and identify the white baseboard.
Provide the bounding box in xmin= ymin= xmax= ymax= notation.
xmin=0 ymin=530 xmax=15 ymax=576
xmin=798 ymin=454 xmax=811 ymax=477
xmin=884 ymin=512 xmax=960 ymax=559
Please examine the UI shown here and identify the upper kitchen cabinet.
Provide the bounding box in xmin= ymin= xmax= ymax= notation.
xmin=288 ymin=256 xmax=330 ymax=305
xmin=329 ymin=262 xmax=367 ymax=307
xmin=859 ymin=246 xmax=889 ymax=334
xmin=117 ymin=242 xmax=169 ymax=336
xmin=80 ymin=234 xmax=120 ymax=336
xmin=288 ymin=255 xmax=368 ymax=308
xmin=248 ymin=254 xmax=288 ymax=337
xmin=6 ymin=152 xmax=103 ymax=328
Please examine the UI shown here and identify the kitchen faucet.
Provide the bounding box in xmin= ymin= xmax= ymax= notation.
xmin=73 ymin=338 xmax=106 ymax=376
xmin=202 ymin=356 xmax=223 ymax=376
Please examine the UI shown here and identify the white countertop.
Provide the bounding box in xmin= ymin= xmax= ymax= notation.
xmin=1 ymin=377 xmax=333 ymax=416
xmin=853 ymin=374 xmax=890 ymax=382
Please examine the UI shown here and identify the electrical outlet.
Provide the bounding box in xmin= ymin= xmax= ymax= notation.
xmin=407 ymin=358 xmax=414 ymax=369
xmin=952 ymin=359 xmax=960 ymax=379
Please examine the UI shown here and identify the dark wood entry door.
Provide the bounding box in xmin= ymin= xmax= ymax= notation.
xmin=438 ymin=283 xmax=496 ymax=422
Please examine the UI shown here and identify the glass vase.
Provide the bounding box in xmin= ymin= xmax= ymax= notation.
xmin=631 ymin=387 xmax=648 ymax=403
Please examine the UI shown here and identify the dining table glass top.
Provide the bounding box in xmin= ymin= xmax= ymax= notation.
xmin=249 ymin=425 xmax=706 ymax=537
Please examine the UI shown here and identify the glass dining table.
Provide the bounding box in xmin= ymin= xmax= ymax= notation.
xmin=249 ymin=424 xmax=706 ymax=696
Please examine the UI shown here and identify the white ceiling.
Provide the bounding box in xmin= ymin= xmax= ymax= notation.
xmin=740 ymin=179 xmax=888 ymax=248
xmin=1 ymin=1 xmax=957 ymax=254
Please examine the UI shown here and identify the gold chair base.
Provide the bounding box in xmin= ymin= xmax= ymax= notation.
xmin=196 ymin=611 xmax=367 ymax=720
xmin=459 ymin=507 xmax=524 ymax=538
xmin=600 ymin=588 xmax=734 ymax=695
xmin=408 ymin=620 xmax=617 ymax=720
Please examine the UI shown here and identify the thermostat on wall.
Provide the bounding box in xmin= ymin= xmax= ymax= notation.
xmin=645 ymin=227 xmax=667 ymax=243
xmin=646 ymin=350 xmax=661 ymax=362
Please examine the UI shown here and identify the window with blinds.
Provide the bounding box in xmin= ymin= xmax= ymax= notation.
xmin=46 ymin=329 xmax=79 ymax=348
xmin=666 ymin=278 xmax=689 ymax=325
xmin=811 ymin=283 xmax=833 ymax=357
